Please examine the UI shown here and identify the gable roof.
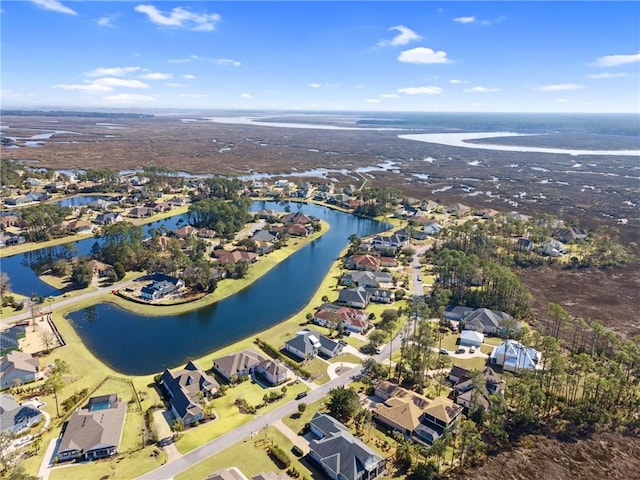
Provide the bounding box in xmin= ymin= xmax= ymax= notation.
xmin=338 ymin=287 xmax=370 ymax=306
xmin=374 ymin=396 xmax=424 ymax=432
xmin=0 ymin=351 xmax=38 ymax=376
xmin=213 ymin=349 xmax=267 ymax=379
xmin=161 ymin=361 xmax=219 ymax=420
xmin=0 ymin=393 xmax=41 ymax=432
xmin=309 ymin=413 xmax=384 ymax=480
xmin=58 ymin=396 xmax=127 ymax=455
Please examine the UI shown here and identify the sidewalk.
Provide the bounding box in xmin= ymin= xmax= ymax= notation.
xmin=272 ymin=419 xmax=309 ymax=454
xmin=37 ymin=438 xmax=59 ymax=480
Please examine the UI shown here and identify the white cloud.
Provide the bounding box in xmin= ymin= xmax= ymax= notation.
xmin=31 ymin=0 xmax=77 ymax=15
xmin=449 ymin=79 xmax=469 ymax=84
xmin=104 ymin=93 xmax=156 ymax=103
xmin=217 ymin=59 xmax=241 ymax=67
xmin=309 ymin=83 xmax=321 ymax=88
xmin=556 ymin=98 xmax=569 ymax=103
xmin=397 ymin=86 xmax=443 ymax=95
xmin=86 ymin=67 xmax=141 ymax=78
xmin=165 ymin=83 xmax=184 ymax=88
xmin=134 ymin=4 xmax=221 ymax=31
xmin=183 ymin=74 xmax=196 ymax=80
xmin=241 ymin=93 xmax=251 ymax=99
xmin=366 ymin=99 xmax=381 ymax=103
xmin=379 ymin=93 xmax=399 ymax=98
xmin=453 ymin=16 xmax=476 ymax=24
xmin=534 ymin=83 xmax=585 ymax=91
xmin=464 ymin=86 xmax=501 ymax=93
xmin=179 ymin=93 xmax=208 ymax=98
xmin=587 ymin=72 xmax=629 ymax=79
xmin=377 ymin=25 xmax=421 ymax=47
xmin=592 ymin=51 xmax=640 ymax=67
xmin=139 ymin=72 xmax=173 ymax=80
xmin=53 ymin=83 xmax=112 ymax=93
xmin=93 ymin=77 xmax=150 ymax=89
xmin=398 ymin=47 xmax=451 ymax=64
xmin=96 ymin=14 xmax=119 ymax=28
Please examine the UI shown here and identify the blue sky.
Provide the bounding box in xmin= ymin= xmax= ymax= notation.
xmin=1 ymin=1 xmax=639 ymax=113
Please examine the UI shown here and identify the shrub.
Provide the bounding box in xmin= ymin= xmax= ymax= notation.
xmin=268 ymin=445 xmax=291 ymax=468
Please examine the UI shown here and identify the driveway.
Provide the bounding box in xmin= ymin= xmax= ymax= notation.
xmin=272 ymin=419 xmax=309 ymax=454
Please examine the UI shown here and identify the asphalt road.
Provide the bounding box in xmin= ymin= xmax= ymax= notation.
xmin=136 ymin=335 xmax=401 ymax=480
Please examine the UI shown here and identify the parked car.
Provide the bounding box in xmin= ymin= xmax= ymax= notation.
xmin=439 ymin=348 xmax=449 ymax=355
xmin=295 ymin=391 xmax=308 ymax=400
xmin=455 ymin=348 xmax=466 ymax=354
xmin=32 ymin=397 xmax=46 ymax=409
xmin=469 ymin=347 xmax=476 ymax=354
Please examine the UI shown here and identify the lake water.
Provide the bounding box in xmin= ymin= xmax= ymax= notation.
xmin=29 ymin=202 xmax=387 ymax=375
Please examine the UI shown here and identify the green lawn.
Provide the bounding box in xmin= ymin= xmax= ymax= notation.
xmin=303 ymin=358 xmax=330 ymax=384
xmin=451 ymin=356 xmax=489 ymax=371
xmin=175 ymin=379 xmax=308 ymax=454
xmin=282 ymin=398 xmax=327 ymax=434
xmin=48 ymin=446 xmax=167 ymax=480
xmin=175 ymin=427 xmax=315 ymax=480
xmin=328 ymin=352 xmax=362 ymax=364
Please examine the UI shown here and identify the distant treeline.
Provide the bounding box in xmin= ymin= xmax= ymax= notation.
xmin=1 ymin=110 xmax=153 ymax=118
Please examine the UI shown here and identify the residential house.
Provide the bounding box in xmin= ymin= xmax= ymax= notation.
xmin=282 ymin=212 xmax=311 ymax=225
xmin=256 ymin=209 xmax=279 ymax=219
xmin=313 ymin=305 xmax=370 ymax=333
xmin=0 ymin=215 xmax=20 ymax=229
xmin=371 ymin=233 xmax=408 ymax=249
xmin=0 ymin=232 xmax=26 ymax=247
xmin=0 ymin=394 xmax=41 ymax=433
xmin=341 ymin=271 xmax=393 ymax=288
xmin=213 ymin=349 xmax=268 ymax=382
xmin=88 ymin=198 xmax=114 ymax=210
xmin=160 ymin=361 xmax=219 ymax=426
xmin=344 ymin=254 xmax=382 ymax=271
xmin=309 ymin=413 xmax=387 ymax=480
xmin=213 ymin=249 xmax=258 ymax=265
xmin=66 ymin=220 xmax=95 ymax=234
xmin=0 ymin=326 xmax=27 ymax=356
xmin=453 ymin=367 xmax=504 ymax=410
xmin=57 ymin=394 xmax=127 ymax=462
xmin=140 ymin=273 xmax=185 ymax=301
xmin=254 ymin=359 xmax=289 ymax=386
xmin=251 ymin=230 xmax=278 ymax=244
xmin=94 ymin=212 xmax=123 ymax=225
xmin=284 ymin=330 xmax=344 ymax=360
xmin=128 ymin=206 xmax=154 ymax=218
xmin=553 ymin=226 xmax=588 ymax=243
xmin=87 ymin=259 xmax=115 ymax=278
xmin=3 ymin=196 xmax=31 ymax=206
xmin=539 ymin=239 xmax=567 ymax=257
xmin=0 ymin=351 xmax=40 ymax=388
xmin=446 ymin=203 xmax=472 ymax=218
xmin=459 ymin=330 xmax=484 ymax=348
xmin=490 ymin=340 xmax=542 ymax=373
xmin=197 ymin=228 xmax=217 ymax=239
xmin=373 ymin=381 xmax=463 ymax=444
xmin=174 ymin=225 xmax=199 ymax=238
xmin=516 ymin=238 xmax=534 ymax=252
xmin=365 ymin=288 xmax=393 ymax=304
xmin=476 ymin=208 xmax=501 ymax=219
xmin=338 ymin=287 xmax=370 ymax=309
xmin=461 ymin=308 xmax=514 ymax=336
xmin=448 ymin=366 xmax=470 ymax=384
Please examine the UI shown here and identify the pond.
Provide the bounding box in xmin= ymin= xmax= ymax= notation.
xmin=9 ymin=202 xmax=389 ymax=374
xmin=2 ymin=213 xmax=189 ymax=299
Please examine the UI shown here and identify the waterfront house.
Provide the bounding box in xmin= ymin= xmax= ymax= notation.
xmin=254 ymin=359 xmax=289 ymax=386
xmin=313 ymin=305 xmax=370 ymax=333
xmin=284 ymin=330 xmax=344 ymax=360
xmin=213 ymin=249 xmax=258 ymax=265
xmin=94 ymin=212 xmax=123 ymax=225
xmin=140 ymin=273 xmax=184 ymax=301
xmin=337 ymin=287 xmax=370 ymax=309
xmin=341 ymin=271 xmax=393 ymax=288
xmin=160 ymin=361 xmax=219 ymax=426
xmin=213 ymin=349 xmax=268 ymax=382
xmin=57 ymin=394 xmax=127 ymax=462
xmin=128 ymin=206 xmax=154 ymax=218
